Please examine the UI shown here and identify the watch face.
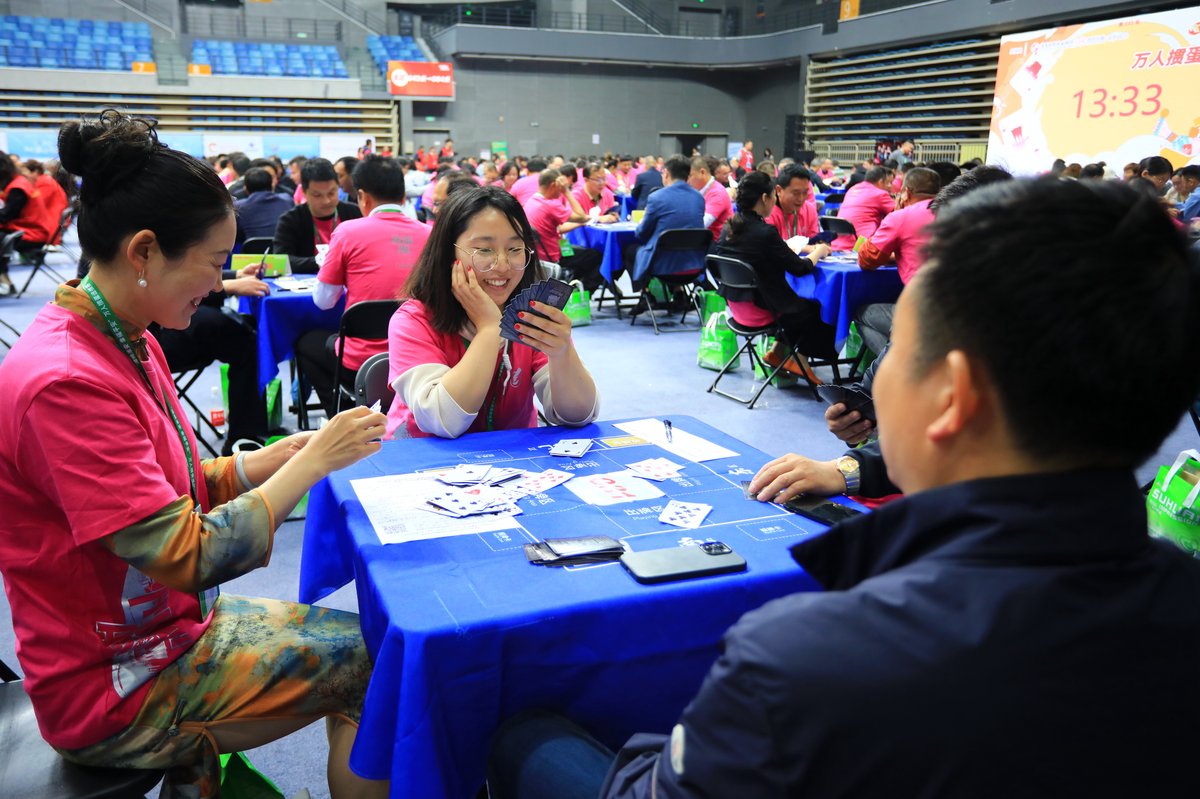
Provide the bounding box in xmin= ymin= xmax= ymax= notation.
xmin=837 ymin=457 xmax=858 ymax=476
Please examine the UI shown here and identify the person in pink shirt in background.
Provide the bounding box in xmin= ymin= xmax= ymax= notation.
xmin=766 ymin=163 xmax=820 ymax=246
xmin=689 ymin=156 xmax=733 ymax=241
xmin=606 ymin=155 xmax=636 ymax=196
xmin=524 ymin=169 xmax=604 ymax=291
xmin=831 ymin=165 xmax=895 ymax=250
xmin=574 ymin=162 xmax=619 ymax=222
xmin=509 ymin=157 xmax=548 ymax=206
xmin=497 ymin=161 xmax=520 ymax=192
xmin=854 ymin=166 xmax=941 ymax=355
xmin=297 ymin=155 xmax=432 ymax=418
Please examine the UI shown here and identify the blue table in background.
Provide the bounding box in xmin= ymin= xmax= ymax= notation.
xmin=567 ymin=221 xmax=638 ymax=282
xmin=238 ymin=278 xmax=344 ymax=393
xmin=300 ymin=417 xmax=854 ymax=798
xmin=788 ymin=257 xmax=904 ymax=348
xmin=617 ymin=193 xmax=636 ymax=220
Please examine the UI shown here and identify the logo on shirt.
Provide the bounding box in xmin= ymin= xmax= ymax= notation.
xmin=509 ymin=366 xmax=523 ymax=388
xmin=95 ymin=566 xmax=189 ymax=698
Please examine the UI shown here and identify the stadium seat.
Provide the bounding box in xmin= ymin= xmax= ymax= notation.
xmin=189 ymin=38 xmax=349 ymax=78
xmin=366 ymin=34 xmax=428 ymax=74
xmin=0 ymin=15 xmax=154 ymax=70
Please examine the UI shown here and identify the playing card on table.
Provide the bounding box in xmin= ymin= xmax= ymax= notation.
xmin=439 ymin=463 xmax=492 ymax=486
xmin=627 ymin=457 xmax=684 ymax=481
xmin=508 ymin=468 xmax=574 ymax=496
xmin=550 ymin=438 xmax=592 ymax=458
xmin=659 ymin=500 xmax=712 ymax=529
xmin=426 ymin=485 xmax=507 ymax=516
xmin=485 ymin=467 xmax=526 ymax=486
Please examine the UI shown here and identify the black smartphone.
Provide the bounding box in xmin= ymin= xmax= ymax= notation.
xmin=783 ymin=496 xmax=864 ymax=526
xmin=620 ymin=542 xmax=747 ymax=585
xmin=814 ymin=384 xmax=876 ymax=422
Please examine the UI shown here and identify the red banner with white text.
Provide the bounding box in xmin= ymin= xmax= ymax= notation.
xmin=387 ymin=61 xmax=455 ymax=99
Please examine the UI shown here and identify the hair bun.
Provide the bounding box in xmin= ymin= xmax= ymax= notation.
xmin=58 ymin=109 xmax=162 ymax=196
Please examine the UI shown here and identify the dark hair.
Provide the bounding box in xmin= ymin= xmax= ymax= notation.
xmin=726 ymin=170 xmax=773 ymax=241
xmin=288 ymin=154 xmax=308 ymax=168
xmin=1080 ymin=162 xmax=1107 ymax=180
xmin=1126 ymin=176 xmax=1162 ymax=200
xmin=0 ymin=151 xmax=17 ymax=185
xmin=352 ymin=155 xmax=406 ymax=202
xmin=21 ymin=159 xmax=44 ymax=175
xmin=499 ymin=162 xmax=519 ymax=180
xmin=864 ymin=165 xmax=891 ymax=184
xmin=664 ymin=155 xmax=691 ymax=182
xmin=440 ymin=170 xmax=477 ymax=196
xmin=903 ymin=166 xmax=941 ymax=197
xmin=926 ymin=161 xmax=961 ymax=189
xmin=558 ymin=163 xmax=577 ymax=182
xmin=916 ymin=178 xmax=1200 ymax=467
xmin=336 ymin=156 xmax=360 ymax=174
xmin=537 ymin=168 xmax=560 ymax=190
xmin=1138 ymin=156 xmax=1173 ymax=178
xmin=404 ymin=186 xmax=544 ymax=334
xmin=1179 ymin=165 xmax=1200 ymax=181
xmin=243 ymin=166 xmax=273 ymax=194
xmin=249 ymin=156 xmax=275 ymax=174
xmin=228 ymin=152 xmax=251 ymax=176
xmin=775 ymin=162 xmax=811 ymax=190
xmin=300 ymin=157 xmax=337 ymax=189
xmin=58 ymin=109 xmax=232 ymax=262
xmin=526 ymin=158 xmax=548 ymax=174
xmin=583 ymin=162 xmax=604 ymax=180
xmin=929 ymin=165 xmax=1012 ymax=213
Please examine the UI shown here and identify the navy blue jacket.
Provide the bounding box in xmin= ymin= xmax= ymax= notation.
xmin=604 ymin=469 xmax=1200 ymax=797
xmin=632 ymin=169 xmax=663 ymax=210
xmin=235 ymin=190 xmax=294 ymax=243
xmin=632 ymin=181 xmax=705 ymax=282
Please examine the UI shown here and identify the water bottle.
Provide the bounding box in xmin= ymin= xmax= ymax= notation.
xmin=209 ymin=386 xmax=226 ymax=436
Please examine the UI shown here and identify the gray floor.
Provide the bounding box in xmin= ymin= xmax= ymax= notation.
xmin=1 ymin=244 xmax=1195 ymax=797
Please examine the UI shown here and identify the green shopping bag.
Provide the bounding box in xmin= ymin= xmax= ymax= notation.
xmin=697 ymin=290 xmax=727 ymax=324
xmin=645 ymin=277 xmax=671 ymax=305
xmin=563 ymin=280 xmax=591 ymax=327
xmin=219 ymin=752 xmax=285 ymax=799
xmin=697 ymin=310 xmax=740 ymax=371
xmin=752 ymin=336 xmax=797 ymax=387
xmin=843 ymin=320 xmax=875 ymax=366
xmin=1147 ymin=449 xmax=1200 ymax=556
xmin=265 ymin=377 xmax=282 ymax=430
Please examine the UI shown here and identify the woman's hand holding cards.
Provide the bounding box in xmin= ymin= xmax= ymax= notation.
xmin=515 ymin=301 xmax=573 ymax=360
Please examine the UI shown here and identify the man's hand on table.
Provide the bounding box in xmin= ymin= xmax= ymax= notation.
xmin=749 ymin=454 xmax=847 ymax=503
xmin=223 ymin=276 xmax=271 ymax=297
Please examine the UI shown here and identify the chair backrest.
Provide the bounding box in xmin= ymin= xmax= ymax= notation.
xmin=336 ymin=299 xmax=402 ymax=362
xmin=819 ymin=215 xmax=856 ymax=236
xmin=648 ymin=227 xmax=711 ymax=276
xmin=49 ymin=205 xmax=74 ymax=246
xmin=354 ymin=351 xmax=394 ymax=412
xmin=241 ymin=236 xmax=273 ymax=255
xmin=706 ymin=254 xmax=759 ymax=292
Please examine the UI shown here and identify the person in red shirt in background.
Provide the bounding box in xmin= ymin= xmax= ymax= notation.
xmin=574 ymin=163 xmax=619 ymax=222
xmin=854 ymin=166 xmax=941 ymax=355
xmin=0 ymin=151 xmax=53 ymax=295
xmin=736 ymin=139 xmax=754 ymax=171
xmin=22 ymin=159 xmax=70 ymax=240
xmin=523 ymin=169 xmax=603 ymax=291
xmin=766 ymin=163 xmax=820 ymax=251
xmin=415 ymin=146 xmax=427 ymax=169
xmin=440 ymin=139 xmax=455 ymax=160
xmin=831 ymin=165 xmax=894 ymax=250
xmin=689 ymin=156 xmax=733 ymax=241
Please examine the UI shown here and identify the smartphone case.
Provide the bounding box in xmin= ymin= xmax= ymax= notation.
xmin=620 ymin=544 xmax=747 ymax=585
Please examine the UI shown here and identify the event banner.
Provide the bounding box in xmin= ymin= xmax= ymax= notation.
xmin=988 ymin=5 xmax=1200 ymax=175
xmin=387 ymin=60 xmax=455 ymax=99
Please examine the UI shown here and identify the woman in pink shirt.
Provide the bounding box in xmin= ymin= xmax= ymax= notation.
xmin=386 ymin=186 xmax=599 ymax=439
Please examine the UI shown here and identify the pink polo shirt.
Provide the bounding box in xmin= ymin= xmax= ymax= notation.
xmin=317 ymin=208 xmax=431 ymax=369
xmin=702 ymin=178 xmax=733 ymax=241
xmin=524 ymin=193 xmax=571 ymax=264
xmin=606 ymin=168 xmax=634 ymax=196
xmin=573 ymin=183 xmax=615 ymax=216
xmin=832 ymin=182 xmax=894 ymax=250
xmin=510 ymin=174 xmax=541 ymax=206
xmin=863 ymin=198 xmax=934 ymax=284
xmin=767 ymin=202 xmax=818 ymax=241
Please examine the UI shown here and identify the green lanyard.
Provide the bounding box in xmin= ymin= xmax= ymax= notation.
xmin=461 ymin=335 xmax=502 ymax=431
xmin=80 ymin=278 xmax=218 ymax=617
xmin=312 ymin=209 xmax=339 ymax=246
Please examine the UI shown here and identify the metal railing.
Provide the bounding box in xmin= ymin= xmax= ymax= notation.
xmin=320 ymin=0 xmax=388 ymax=35
xmin=182 ymin=11 xmax=344 ymax=42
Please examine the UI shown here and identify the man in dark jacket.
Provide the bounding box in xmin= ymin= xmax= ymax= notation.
xmin=234 ymin=166 xmax=293 ymax=244
xmin=630 ymin=164 xmax=662 ymax=211
xmin=272 ymin=157 xmax=362 ymax=274
xmin=488 ymin=177 xmax=1200 ymax=798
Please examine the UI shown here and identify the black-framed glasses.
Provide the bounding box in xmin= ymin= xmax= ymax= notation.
xmin=454 ymin=243 xmax=532 ymax=273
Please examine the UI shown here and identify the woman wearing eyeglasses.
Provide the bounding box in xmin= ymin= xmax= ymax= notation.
xmin=385 ymin=186 xmax=599 ymax=439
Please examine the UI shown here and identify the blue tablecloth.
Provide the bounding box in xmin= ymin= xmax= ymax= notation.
xmin=617 ymin=193 xmax=636 ymax=220
xmin=300 ymin=417 xmax=852 ymax=798
xmin=567 ymin=221 xmax=638 ymax=282
xmin=238 ymin=279 xmax=344 ymax=393
xmin=788 ymin=258 xmax=904 ymax=347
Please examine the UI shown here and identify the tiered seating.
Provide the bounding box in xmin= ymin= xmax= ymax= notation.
xmin=191 ymin=39 xmax=349 ymax=78
xmin=366 ymin=35 xmax=427 ymax=72
xmin=0 ymin=16 xmax=153 ymax=70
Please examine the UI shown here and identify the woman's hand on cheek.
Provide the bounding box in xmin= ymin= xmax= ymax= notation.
xmin=514 ymin=302 xmax=573 ymax=360
xmin=450 ymin=260 xmax=502 ymax=332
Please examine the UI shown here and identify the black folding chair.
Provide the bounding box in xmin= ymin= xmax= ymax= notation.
xmin=354 ymin=351 xmax=394 ymax=412
xmin=629 ymin=228 xmax=711 ymax=334
xmin=819 ymin=216 xmax=856 ymax=237
xmin=172 ymin=358 xmax=223 ymax=457
xmin=15 ymin=206 xmax=75 ymax=298
xmin=705 ymin=254 xmax=827 ymax=406
xmin=331 ymin=299 xmax=402 ymax=415
xmin=0 ymin=314 xmax=21 ymax=349
xmin=0 ymin=656 xmax=163 ymax=798
xmin=241 ymin=237 xmax=273 ymax=255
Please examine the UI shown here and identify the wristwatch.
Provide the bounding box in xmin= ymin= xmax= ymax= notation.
xmin=836 ymin=455 xmax=861 ymax=495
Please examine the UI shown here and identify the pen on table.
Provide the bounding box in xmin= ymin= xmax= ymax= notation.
xmin=663 ymin=419 xmax=673 ymax=443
